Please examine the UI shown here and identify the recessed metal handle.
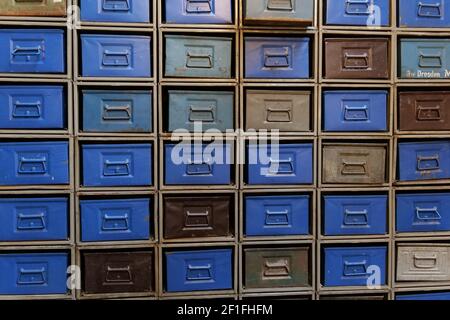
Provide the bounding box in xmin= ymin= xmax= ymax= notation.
xmin=263 ymin=259 xmax=290 ymax=278
xmin=266 ymin=107 xmax=292 ymax=123
xmin=18 ymin=267 xmax=46 ymax=285
xmin=416 ymin=207 xmax=442 ymax=221
xmin=186 ymin=0 xmax=213 ymax=13
xmin=343 ymin=209 xmax=369 ymax=226
xmin=17 ymin=212 xmax=46 ymax=230
xmin=12 ymin=45 xmax=42 ymax=56
xmin=186 ymin=160 xmax=213 ymax=175
xmin=418 ymin=2 xmax=442 ymax=17
xmin=102 ymin=105 xmax=132 ymax=121
xmin=186 ymin=51 xmax=213 ymax=68
xmin=102 ymin=213 xmax=129 ymax=231
xmin=343 ymin=105 xmax=369 ymax=121
xmin=341 ymin=160 xmax=367 ymax=176
xmin=189 ymin=105 xmax=215 ymax=122
xmin=417 ymin=104 xmax=442 ymax=121
xmin=268 ymin=157 xmax=295 ymax=175
xmin=102 ymin=50 xmax=130 ymax=67
xmin=344 ymin=52 xmax=369 ymax=69
xmin=102 ymin=0 xmax=131 ymax=11
xmin=12 ymin=101 xmax=41 ymax=118
xmin=185 ymin=209 xmax=210 ymax=228
xmin=417 ymin=155 xmax=440 ymax=172
xmin=264 ymin=47 xmax=290 ymax=68
xmin=103 ymin=159 xmax=130 ymax=176
xmin=419 ymin=52 xmax=443 ymax=68
xmin=18 ymin=156 xmax=47 ymax=174
xmin=413 ymin=254 xmax=438 ymax=269
xmin=186 ymin=264 xmax=212 ymax=281
xmin=265 ymin=209 xmax=290 ymax=226
xmin=345 ymin=0 xmax=371 ymax=15
xmin=343 ymin=260 xmax=368 ymax=276
xmin=267 ymin=0 xmax=294 ymax=11
xmin=105 ymin=266 xmax=133 ymax=283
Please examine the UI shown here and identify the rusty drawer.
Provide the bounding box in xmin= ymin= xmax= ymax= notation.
xmin=397 ymin=245 xmax=450 ymax=282
xmin=399 ymin=91 xmax=450 ymax=131
xmin=324 ymin=38 xmax=389 ymax=79
xmin=322 ymin=143 xmax=387 ymax=184
xmin=83 ymin=251 xmax=153 ymax=294
xmin=245 ymin=90 xmax=310 ymax=132
xmin=244 ymin=247 xmax=310 ymax=289
xmin=0 ymin=0 xmax=67 ymax=17
xmin=163 ymin=195 xmax=232 ymax=239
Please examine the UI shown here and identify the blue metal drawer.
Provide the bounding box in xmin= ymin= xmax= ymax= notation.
xmin=165 ymin=249 xmax=233 ymax=292
xmin=0 ymin=86 xmax=64 ymax=129
xmin=82 ymin=89 xmax=152 ymax=133
xmin=0 ymin=252 xmax=68 ymax=295
xmin=399 ymin=0 xmax=450 ymax=28
xmin=323 ymin=246 xmax=387 ymax=287
xmin=244 ymin=0 xmax=314 ymax=25
xmin=400 ymin=39 xmax=450 ymax=79
xmin=245 ymin=37 xmax=310 ymax=79
xmin=326 ymin=0 xmax=390 ymax=26
xmin=323 ymin=195 xmax=388 ymax=236
xmin=168 ymin=90 xmax=234 ymax=132
xmin=323 ymin=90 xmax=388 ymax=132
xmin=165 ymin=0 xmax=233 ymax=24
xmin=396 ymin=193 xmax=450 ymax=233
xmin=245 ymin=195 xmax=310 ymax=236
xmin=80 ymin=0 xmax=151 ymax=23
xmin=164 ymin=143 xmax=231 ymax=185
xmin=165 ymin=35 xmax=232 ymax=78
xmin=396 ymin=292 xmax=450 ymax=300
xmin=82 ymin=143 xmax=152 ymax=187
xmin=81 ymin=198 xmax=151 ymax=242
xmin=0 ymin=198 xmax=68 ymax=241
xmin=398 ymin=141 xmax=450 ymax=181
xmin=0 ymin=29 xmax=65 ymax=74
xmin=246 ymin=143 xmax=313 ymax=185
xmin=81 ymin=34 xmax=151 ymax=78
xmin=0 ymin=141 xmax=69 ymax=186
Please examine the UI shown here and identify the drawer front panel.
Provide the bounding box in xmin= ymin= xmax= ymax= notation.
xmin=397 ymin=246 xmax=450 ymax=281
xmin=80 ymin=0 xmax=151 ymax=23
xmin=165 ymin=0 xmax=233 ymax=24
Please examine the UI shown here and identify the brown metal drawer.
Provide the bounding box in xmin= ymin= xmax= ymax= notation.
xmin=244 ymin=247 xmax=310 ymax=289
xmin=324 ymin=38 xmax=389 ymax=79
xmin=164 ymin=196 xmax=232 ymax=239
xmin=83 ymin=251 xmax=153 ymax=294
xmin=399 ymin=91 xmax=450 ymax=131
xmin=246 ymin=90 xmax=310 ymax=132
xmin=321 ymin=295 xmax=386 ymax=300
xmin=397 ymin=245 xmax=450 ymax=282
xmin=0 ymin=0 xmax=67 ymax=17
xmin=322 ymin=143 xmax=387 ymax=184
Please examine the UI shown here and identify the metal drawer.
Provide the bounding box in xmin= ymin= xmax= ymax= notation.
xmin=80 ymin=0 xmax=151 ymax=23
xmin=399 ymin=0 xmax=450 ymax=28
xmin=322 ymin=143 xmax=387 ymax=184
xmin=0 ymin=85 xmax=64 ymax=129
xmin=396 ymin=291 xmax=450 ymax=300
xmin=0 ymin=0 xmax=67 ymax=17
xmin=244 ymin=247 xmax=310 ymax=289
xmin=243 ymin=0 xmax=314 ymax=26
xmin=164 ymin=34 xmax=232 ymax=79
xmin=163 ymin=195 xmax=232 ymax=239
xmin=168 ymin=90 xmax=234 ymax=132
xmin=325 ymin=0 xmax=390 ymax=26
xmin=246 ymin=90 xmax=310 ymax=132
xmin=397 ymin=245 xmax=450 ymax=282
xmin=165 ymin=0 xmax=233 ymax=24
xmin=82 ymin=89 xmax=152 ymax=133
xmin=83 ymin=251 xmax=154 ymax=294
xmin=398 ymin=91 xmax=450 ymax=131
xmin=324 ymin=38 xmax=389 ymax=79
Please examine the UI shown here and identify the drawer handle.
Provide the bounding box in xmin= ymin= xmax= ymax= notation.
xmin=343 ymin=53 xmax=369 ymax=70
xmin=189 ymin=105 xmax=215 ymax=122
xmin=343 ymin=105 xmax=369 ymax=121
xmin=267 ymin=0 xmax=294 ymax=11
xmin=265 ymin=209 xmax=290 ymax=226
xmin=12 ymin=101 xmax=42 ymax=118
xmin=186 ymin=264 xmax=212 ymax=281
xmin=102 ymin=105 xmax=132 ymax=121
xmin=103 ymin=159 xmax=130 ymax=176
xmin=343 ymin=209 xmax=369 ymax=226
xmin=419 ymin=52 xmax=442 ymax=68
xmin=268 ymin=157 xmax=294 ymax=175
xmin=418 ymin=2 xmax=442 ymax=17
xmin=18 ymin=267 xmax=46 ymax=285
xmin=17 ymin=212 xmax=46 ymax=230
xmin=105 ymin=266 xmax=133 ymax=283
xmin=18 ymin=157 xmax=47 ymax=174
xmin=186 ymin=0 xmax=212 ymax=13
xmin=185 ymin=209 xmax=210 ymax=228
xmin=417 ymin=155 xmax=440 ymax=172
xmin=263 ymin=259 xmax=291 ymax=278
xmin=102 ymin=0 xmax=131 ymax=11
xmin=416 ymin=207 xmax=442 ymax=221
xmin=417 ymin=105 xmax=442 ymax=121
xmin=12 ymin=45 xmax=42 ymax=57
xmin=266 ymin=107 xmax=292 ymax=123
xmin=186 ymin=52 xmax=213 ymax=69
xmin=345 ymin=0 xmax=371 ymax=15
xmin=343 ymin=260 xmax=368 ymax=277
xmin=264 ymin=47 xmax=290 ymax=68
xmin=102 ymin=50 xmax=130 ymax=67
xmin=413 ymin=254 xmax=438 ymax=269
xmin=102 ymin=213 xmax=129 ymax=231
xmin=186 ymin=161 xmax=212 ymax=175
xmin=341 ymin=160 xmax=367 ymax=176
